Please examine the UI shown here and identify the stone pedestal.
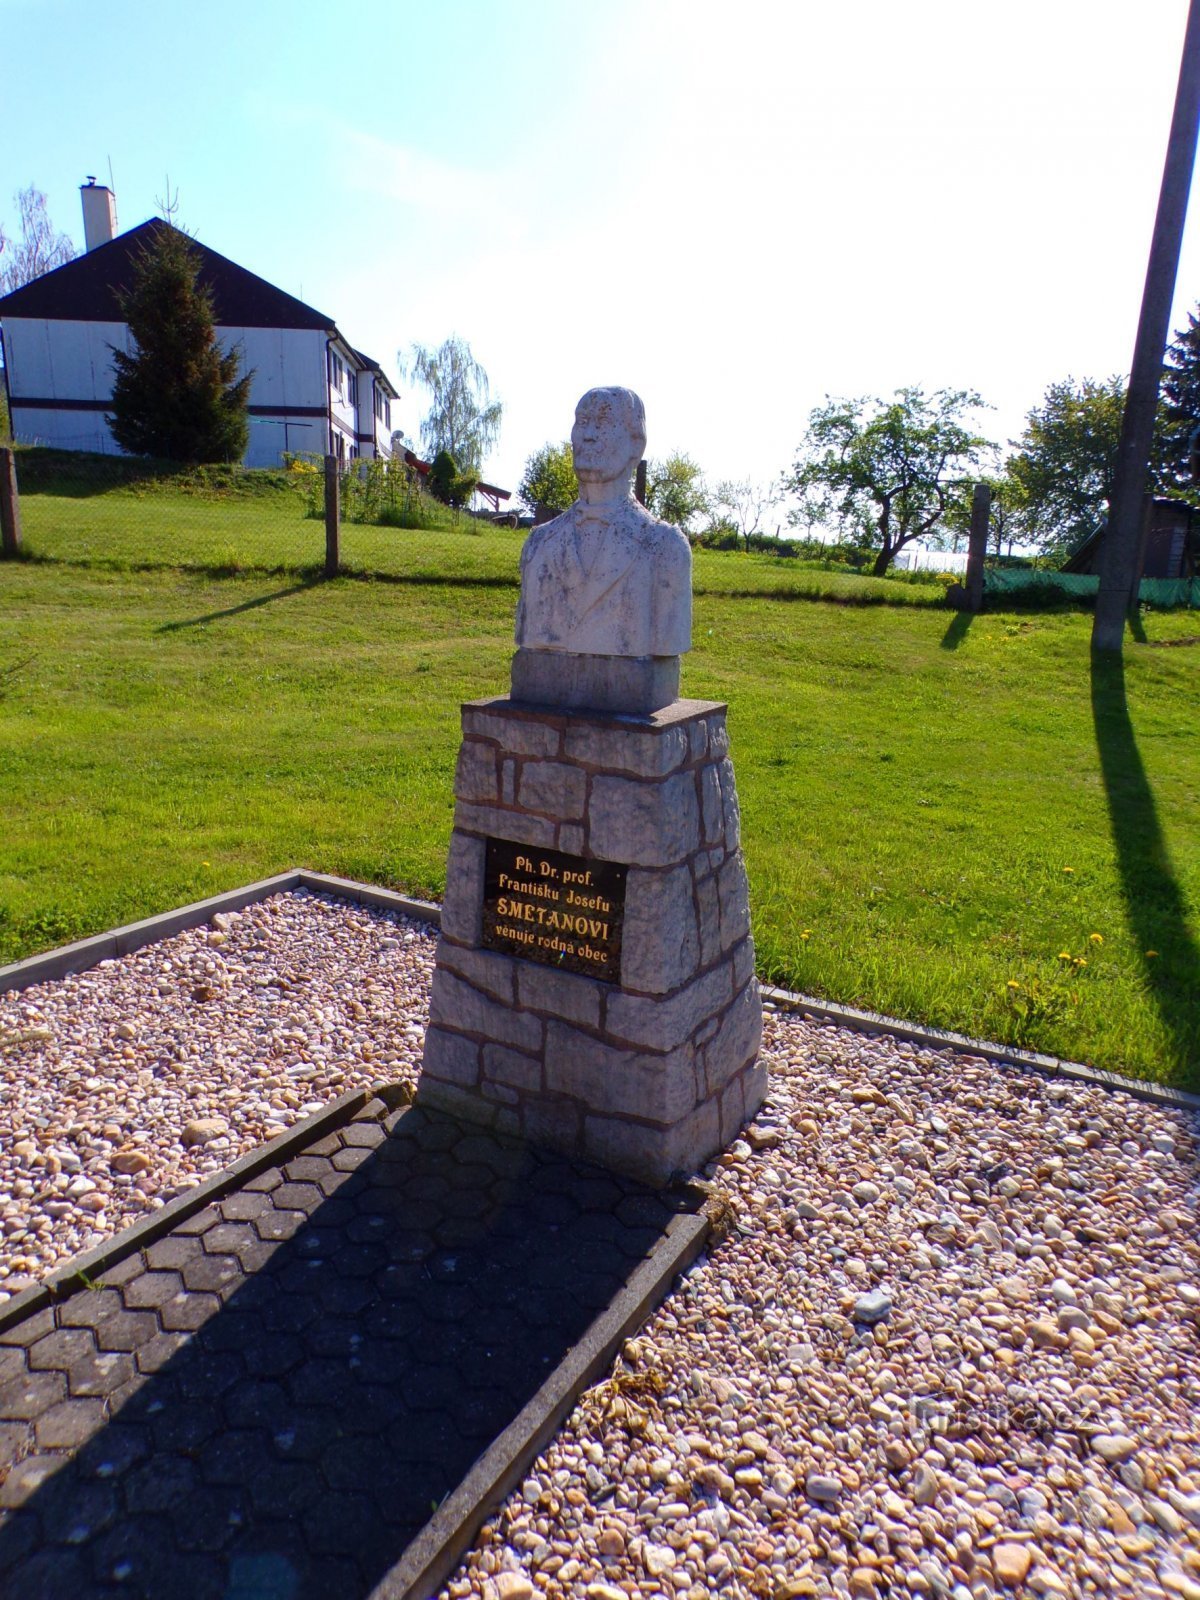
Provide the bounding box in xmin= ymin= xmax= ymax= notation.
xmin=417 ymin=696 xmax=764 ymax=1185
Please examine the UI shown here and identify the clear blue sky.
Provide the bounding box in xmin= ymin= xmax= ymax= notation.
xmin=4 ymin=0 xmax=1199 ymax=506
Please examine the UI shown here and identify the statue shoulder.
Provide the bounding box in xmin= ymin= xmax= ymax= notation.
xmin=628 ymin=503 xmax=691 ymax=565
xmin=521 ymin=505 xmax=576 ymax=565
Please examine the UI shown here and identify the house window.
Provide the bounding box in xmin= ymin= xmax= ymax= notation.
xmin=348 ymin=372 xmax=357 ymax=405
xmin=383 ymin=396 xmax=390 ymax=428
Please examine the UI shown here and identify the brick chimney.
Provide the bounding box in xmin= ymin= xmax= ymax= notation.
xmin=80 ymin=178 xmax=117 ymax=251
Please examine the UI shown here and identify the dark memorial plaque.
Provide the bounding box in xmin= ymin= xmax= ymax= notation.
xmin=481 ymin=838 xmax=627 ymax=983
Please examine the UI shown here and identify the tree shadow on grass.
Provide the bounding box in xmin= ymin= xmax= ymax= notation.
xmin=1090 ymin=645 xmax=1200 ymax=1079
xmin=0 ymin=1107 xmax=692 ymax=1599
xmin=157 ymin=581 xmax=324 ymax=633
xmin=939 ymin=610 xmax=975 ymax=651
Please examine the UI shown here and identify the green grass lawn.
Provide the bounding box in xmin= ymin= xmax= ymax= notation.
xmin=2 ymin=556 xmax=1198 ymax=1087
xmin=13 ymin=448 xmax=952 ymax=601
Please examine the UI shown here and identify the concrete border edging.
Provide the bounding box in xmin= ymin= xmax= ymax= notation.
xmin=375 ymin=1201 xmax=710 ymax=1600
xmin=295 ymin=870 xmax=441 ymax=926
xmin=0 ymin=868 xmax=441 ymax=995
xmin=760 ymin=984 xmax=1200 ymax=1114
xmin=0 ymin=1086 xmax=372 ymax=1335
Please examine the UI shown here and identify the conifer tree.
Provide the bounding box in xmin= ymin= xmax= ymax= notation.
xmin=1156 ymin=305 xmax=1200 ymax=496
xmin=108 ymin=226 xmax=251 ymax=462
xmin=428 ymin=448 xmax=477 ymax=508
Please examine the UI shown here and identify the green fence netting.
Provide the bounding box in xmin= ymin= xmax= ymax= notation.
xmin=984 ymin=568 xmax=1200 ymax=608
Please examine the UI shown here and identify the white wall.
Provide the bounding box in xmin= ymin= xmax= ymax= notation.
xmin=222 ymin=326 xmax=329 ymax=467
xmin=892 ymin=547 xmax=969 ymax=573
xmin=326 ymin=339 xmax=357 ymax=460
xmin=3 ymin=317 xmax=334 ymax=465
xmin=351 ymin=370 xmax=395 ymax=460
xmin=4 ymin=317 xmax=130 ymax=399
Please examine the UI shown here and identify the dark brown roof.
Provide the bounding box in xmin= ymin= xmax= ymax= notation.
xmin=0 ymin=219 xmax=335 ymax=330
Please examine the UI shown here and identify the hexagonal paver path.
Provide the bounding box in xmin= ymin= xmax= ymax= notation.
xmin=0 ymin=1103 xmax=697 ymax=1598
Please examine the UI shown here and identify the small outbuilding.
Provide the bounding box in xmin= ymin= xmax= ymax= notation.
xmin=1063 ymin=497 xmax=1197 ymax=580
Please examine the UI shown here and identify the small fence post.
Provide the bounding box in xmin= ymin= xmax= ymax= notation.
xmin=324 ymin=455 xmax=339 ymax=578
xmin=635 ymin=458 xmax=647 ymax=507
xmin=964 ymin=482 xmax=991 ymax=611
xmin=0 ymin=447 xmax=21 ymax=558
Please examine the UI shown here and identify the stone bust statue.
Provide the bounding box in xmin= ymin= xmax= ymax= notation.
xmin=512 ymin=387 xmax=691 ymax=713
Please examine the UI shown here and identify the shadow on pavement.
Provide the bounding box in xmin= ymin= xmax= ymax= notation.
xmin=0 ymin=1106 xmax=690 ymax=1599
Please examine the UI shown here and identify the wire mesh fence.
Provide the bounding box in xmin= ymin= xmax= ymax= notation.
xmin=0 ymin=447 xmax=948 ymax=603
xmin=8 ymin=446 xmax=1198 ymax=610
xmin=984 ymin=567 xmax=1200 ymax=609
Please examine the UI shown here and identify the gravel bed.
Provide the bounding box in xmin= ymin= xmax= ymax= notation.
xmin=2 ymin=894 xmax=1199 ymax=1597
xmin=0 ymin=889 xmax=434 ymax=1299
xmin=440 ymin=1010 xmax=1200 ymax=1600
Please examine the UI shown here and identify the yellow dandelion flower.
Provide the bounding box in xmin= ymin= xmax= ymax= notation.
xmin=1089 ymin=933 xmax=1103 ymax=945
xmin=800 ymin=929 xmax=812 ymax=941
xmin=1057 ymin=951 xmax=1071 ymax=961
xmin=1006 ymin=979 xmax=1021 ymax=990
xmin=1062 ymin=866 xmax=1075 ymax=874
xmin=1146 ymin=950 xmax=1159 ymax=959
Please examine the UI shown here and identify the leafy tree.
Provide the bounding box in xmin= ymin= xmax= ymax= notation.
xmin=427 ymin=448 xmax=477 ymax=508
xmin=108 ymin=226 xmax=251 ymax=463
xmin=1006 ymin=377 xmax=1124 ymax=557
xmin=786 ymin=387 xmax=992 ymax=576
xmin=646 ymin=452 xmax=708 ymax=529
xmin=1155 ymin=305 xmax=1200 ymax=496
xmin=711 ymin=478 xmax=779 ymax=550
xmin=404 ymin=335 xmax=502 ymax=474
xmin=519 ymin=440 xmax=577 ymax=515
xmin=0 ymin=186 xmax=75 ymax=295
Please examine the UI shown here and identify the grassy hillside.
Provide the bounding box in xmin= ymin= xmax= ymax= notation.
xmin=12 ymin=448 xmax=955 ymax=600
xmin=2 ymin=559 xmax=1197 ymax=1087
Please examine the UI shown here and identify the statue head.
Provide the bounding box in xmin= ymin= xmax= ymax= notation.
xmin=570 ymin=387 xmax=646 ymax=490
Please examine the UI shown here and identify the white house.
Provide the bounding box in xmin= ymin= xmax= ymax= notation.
xmin=0 ymin=182 xmax=398 ymax=468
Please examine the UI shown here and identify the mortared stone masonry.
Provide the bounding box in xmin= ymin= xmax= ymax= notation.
xmin=418 ymin=695 xmax=764 ymax=1184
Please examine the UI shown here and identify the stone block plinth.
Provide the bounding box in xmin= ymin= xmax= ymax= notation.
xmin=417 ymin=696 xmax=764 ymax=1184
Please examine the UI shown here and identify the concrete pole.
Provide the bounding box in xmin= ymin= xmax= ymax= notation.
xmin=965 ymin=483 xmax=991 ymax=611
xmin=0 ymin=448 xmax=21 ymax=558
xmin=324 ymin=455 xmax=340 ymax=578
xmin=1129 ymin=493 xmax=1155 ymax=608
xmin=1094 ymin=0 xmax=1200 ymax=651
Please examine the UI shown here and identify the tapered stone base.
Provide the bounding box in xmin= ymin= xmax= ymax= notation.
xmin=416 ymin=696 xmax=765 ymax=1185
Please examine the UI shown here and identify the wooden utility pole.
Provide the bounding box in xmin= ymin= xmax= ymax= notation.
xmin=0 ymin=448 xmax=21 ymax=558
xmin=324 ymin=455 xmax=340 ymax=578
xmin=1094 ymin=0 xmax=1200 ymax=651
